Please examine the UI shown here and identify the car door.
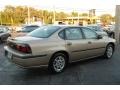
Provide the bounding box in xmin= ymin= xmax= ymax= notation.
xmin=81 ymin=27 xmax=106 ymax=58
xmin=64 ymin=27 xmax=89 ymax=62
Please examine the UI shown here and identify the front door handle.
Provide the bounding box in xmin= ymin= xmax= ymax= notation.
xmin=67 ymin=42 xmax=72 ymax=46
xmin=88 ymin=41 xmax=92 ymax=44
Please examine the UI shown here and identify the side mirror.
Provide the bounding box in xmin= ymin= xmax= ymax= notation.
xmin=97 ymin=35 xmax=102 ymax=39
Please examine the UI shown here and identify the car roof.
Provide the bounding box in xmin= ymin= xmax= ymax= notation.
xmin=45 ymin=25 xmax=84 ymax=28
xmin=0 ymin=25 xmax=7 ymax=28
xmin=24 ymin=25 xmax=39 ymax=27
xmin=86 ymin=24 xmax=102 ymax=27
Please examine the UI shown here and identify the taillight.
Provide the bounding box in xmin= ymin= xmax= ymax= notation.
xmin=16 ymin=44 xmax=31 ymax=54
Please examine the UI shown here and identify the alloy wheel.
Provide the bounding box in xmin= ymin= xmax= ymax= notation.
xmin=106 ymin=46 xmax=113 ymax=58
xmin=53 ymin=56 xmax=65 ymax=72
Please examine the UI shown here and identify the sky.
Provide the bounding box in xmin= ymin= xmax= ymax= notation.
xmin=0 ymin=0 xmax=120 ymax=16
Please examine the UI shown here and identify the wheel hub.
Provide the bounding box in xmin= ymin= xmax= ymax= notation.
xmin=107 ymin=46 xmax=113 ymax=58
xmin=53 ymin=56 xmax=65 ymax=72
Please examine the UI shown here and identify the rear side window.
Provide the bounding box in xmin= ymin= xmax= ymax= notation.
xmin=65 ymin=27 xmax=83 ymax=40
xmin=22 ymin=26 xmax=39 ymax=32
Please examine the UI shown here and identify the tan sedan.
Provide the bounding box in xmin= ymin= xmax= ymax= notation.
xmin=4 ymin=25 xmax=116 ymax=73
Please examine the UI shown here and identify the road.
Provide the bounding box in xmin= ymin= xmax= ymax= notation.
xmin=0 ymin=43 xmax=120 ymax=85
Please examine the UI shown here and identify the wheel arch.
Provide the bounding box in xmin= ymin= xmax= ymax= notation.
xmin=107 ymin=42 xmax=115 ymax=51
xmin=50 ymin=50 xmax=69 ymax=63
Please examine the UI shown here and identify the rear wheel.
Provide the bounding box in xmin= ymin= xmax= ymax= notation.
xmin=104 ymin=44 xmax=114 ymax=59
xmin=48 ymin=53 xmax=67 ymax=73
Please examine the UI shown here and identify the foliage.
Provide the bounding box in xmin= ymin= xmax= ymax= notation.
xmin=100 ymin=14 xmax=113 ymax=25
xmin=71 ymin=12 xmax=78 ymax=17
xmin=0 ymin=5 xmax=114 ymax=25
xmin=0 ymin=5 xmax=69 ymax=25
xmin=81 ymin=13 xmax=88 ymax=16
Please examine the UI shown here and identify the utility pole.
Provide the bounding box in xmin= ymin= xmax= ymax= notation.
xmin=72 ymin=10 xmax=74 ymax=24
xmin=11 ymin=17 xmax=14 ymax=25
xmin=28 ymin=6 xmax=30 ymax=24
xmin=115 ymin=5 xmax=120 ymax=45
xmin=42 ymin=10 xmax=44 ymax=24
xmin=78 ymin=11 xmax=79 ymax=25
xmin=53 ymin=6 xmax=56 ymax=24
xmin=0 ymin=11 xmax=2 ymax=25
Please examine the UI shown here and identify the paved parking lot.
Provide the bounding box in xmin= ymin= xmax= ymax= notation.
xmin=0 ymin=43 xmax=120 ymax=85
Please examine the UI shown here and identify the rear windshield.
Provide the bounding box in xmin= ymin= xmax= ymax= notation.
xmin=21 ymin=26 xmax=39 ymax=32
xmin=28 ymin=26 xmax=61 ymax=38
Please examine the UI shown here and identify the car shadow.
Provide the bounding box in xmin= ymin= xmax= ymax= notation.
xmin=68 ymin=56 xmax=106 ymax=68
xmin=7 ymin=56 xmax=108 ymax=85
xmin=23 ymin=56 xmax=106 ymax=75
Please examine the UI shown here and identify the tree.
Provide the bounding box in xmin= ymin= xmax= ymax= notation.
xmin=71 ymin=12 xmax=78 ymax=17
xmin=100 ymin=14 xmax=113 ymax=25
xmin=0 ymin=5 xmax=70 ymax=25
xmin=3 ymin=5 xmax=15 ymax=25
xmin=56 ymin=12 xmax=67 ymax=20
xmin=81 ymin=13 xmax=88 ymax=16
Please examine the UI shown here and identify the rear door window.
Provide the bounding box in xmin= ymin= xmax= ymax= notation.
xmin=65 ymin=27 xmax=83 ymax=40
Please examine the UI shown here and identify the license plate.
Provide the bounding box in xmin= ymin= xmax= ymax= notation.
xmin=7 ymin=52 xmax=12 ymax=59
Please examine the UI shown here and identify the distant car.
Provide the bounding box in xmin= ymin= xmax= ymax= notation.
xmin=17 ymin=25 xmax=40 ymax=36
xmin=101 ymin=25 xmax=115 ymax=38
xmin=4 ymin=25 xmax=116 ymax=73
xmin=107 ymin=25 xmax=115 ymax=38
xmin=0 ymin=26 xmax=11 ymax=43
xmin=87 ymin=24 xmax=108 ymax=37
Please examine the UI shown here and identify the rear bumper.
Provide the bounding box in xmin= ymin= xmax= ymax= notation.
xmin=4 ymin=46 xmax=49 ymax=68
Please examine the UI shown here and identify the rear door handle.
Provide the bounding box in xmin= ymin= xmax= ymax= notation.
xmin=88 ymin=41 xmax=92 ymax=44
xmin=67 ymin=42 xmax=72 ymax=46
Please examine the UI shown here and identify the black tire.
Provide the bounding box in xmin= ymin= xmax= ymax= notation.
xmin=104 ymin=44 xmax=114 ymax=59
xmin=0 ymin=38 xmax=2 ymax=43
xmin=48 ymin=53 xmax=67 ymax=73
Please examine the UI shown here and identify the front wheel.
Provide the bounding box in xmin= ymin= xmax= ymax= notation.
xmin=104 ymin=44 xmax=114 ymax=59
xmin=48 ymin=53 xmax=67 ymax=73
